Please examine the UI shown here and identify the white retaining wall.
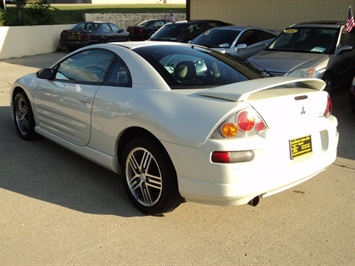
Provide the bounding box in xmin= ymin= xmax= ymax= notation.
xmin=0 ymin=24 xmax=73 ymax=60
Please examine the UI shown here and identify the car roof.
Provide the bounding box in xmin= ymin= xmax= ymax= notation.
xmin=207 ymin=26 xmax=249 ymax=31
xmin=78 ymin=21 xmax=112 ymax=24
xmin=165 ymin=20 xmax=227 ymax=25
xmin=290 ymin=21 xmax=346 ymax=28
xmin=105 ymin=41 xmax=194 ymax=50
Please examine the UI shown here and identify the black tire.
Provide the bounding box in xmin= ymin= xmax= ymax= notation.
xmin=322 ymin=73 xmax=334 ymax=95
xmin=13 ymin=92 xmax=37 ymax=140
xmin=121 ymin=136 xmax=182 ymax=215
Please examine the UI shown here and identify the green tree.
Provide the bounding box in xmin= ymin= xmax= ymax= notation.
xmin=1 ymin=0 xmax=52 ymax=25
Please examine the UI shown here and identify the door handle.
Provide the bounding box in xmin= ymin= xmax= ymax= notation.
xmin=79 ymin=96 xmax=91 ymax=104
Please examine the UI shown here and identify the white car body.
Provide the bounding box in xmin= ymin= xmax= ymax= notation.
xmin=11 ymin=42 xmax=339 ymax=214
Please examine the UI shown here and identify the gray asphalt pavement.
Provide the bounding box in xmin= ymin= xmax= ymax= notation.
xmin=0 ymin=53 xmax=354 ymax=265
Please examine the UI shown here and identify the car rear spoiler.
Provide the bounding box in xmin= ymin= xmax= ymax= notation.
xmin=198 ymin=77 xmax=325 ymax=102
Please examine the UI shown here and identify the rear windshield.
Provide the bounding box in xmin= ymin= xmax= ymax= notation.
xmin=193 ymin=29 xmax=241 ymax=48
xmin=134 ymin=45 xmax=263 ymax=89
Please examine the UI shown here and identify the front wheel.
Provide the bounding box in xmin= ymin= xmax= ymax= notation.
xmin=13 ymin=92 xmax=37 ymax=140
xmin=121 ymin=136 xmax=182 ymax=215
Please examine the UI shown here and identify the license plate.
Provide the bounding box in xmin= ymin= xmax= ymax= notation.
xmin=289 ymin=135 xmax=312 ymax=159
xmin=69 ymin=35 xmax=78 ymax=40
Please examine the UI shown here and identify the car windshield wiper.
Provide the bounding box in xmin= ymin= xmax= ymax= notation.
xmin=225 ymin=53 xmax=273 ymax=77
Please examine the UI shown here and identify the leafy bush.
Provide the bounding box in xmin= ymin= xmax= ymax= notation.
xmin=0 ymin=0 xmax=52 ymax=26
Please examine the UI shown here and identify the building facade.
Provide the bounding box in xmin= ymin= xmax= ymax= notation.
xmin=187 ymin=0 xmax=354 ymax=30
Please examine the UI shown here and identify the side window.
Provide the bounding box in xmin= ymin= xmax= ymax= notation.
xmin=55 ymin=49 xmax=114 ymax=83
xmin=258 ymin=30 xmax=276 ymax=40
xmin=105 ymin=58 xmax=132 ymax=87
xmin=101 ymin=23 xmax=112 ymax=33
xmin=109 ymin=23 xmax=120 ymax=32
xmin=340 ymin=31 xmax=355 ymax=46
xmin=238 ymin=30 xmax=261 ymax=45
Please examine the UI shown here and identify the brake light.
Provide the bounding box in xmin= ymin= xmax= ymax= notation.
xmin=323 ymin=95 xmax=332 ymax=118
xmin=78 ymin=33 xmax=89 ymax=40
xmin=138 ymin=28 xmax=143 ymax=34
xmin=212 ymin=107 xmax=267 ymax=139
xmin=212 ymin=151 xmax=255 ymax=163
xmin=237 ymin=111 xmax=255 ymax=131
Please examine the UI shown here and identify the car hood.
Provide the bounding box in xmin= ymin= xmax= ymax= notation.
xmin=248 ymin=51 xmax=330 ymax=75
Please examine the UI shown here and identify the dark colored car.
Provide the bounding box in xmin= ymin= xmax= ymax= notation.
xmin=60 ymin=21 xmax=130 ymax=51
xmin=248 ymin=21 xmax=355 ymax=94
xmin=191 ymin=26 xmax=279 ymax=59
xmin=350 ymin=76 xmax=355 ymax=113
xmin=149 ymin=20 xmax=232 ymax=43
xmin=127 ymin=19 xmax=169 ymax=41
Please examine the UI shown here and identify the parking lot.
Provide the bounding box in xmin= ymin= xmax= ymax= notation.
xmin=0 ymin=53 xmax=354 ymax=265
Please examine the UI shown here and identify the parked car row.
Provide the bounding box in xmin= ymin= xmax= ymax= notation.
xmin=60 ymin=20 xmax=354 ymax=94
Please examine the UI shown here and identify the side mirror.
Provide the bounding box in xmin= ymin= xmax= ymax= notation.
xmin=118 ymin=29 xmax=124 ymax=33
xmin=235 ymin=43 xmax=247 ymax=51
xmin=337 ymin=44 xmax=353 ymax=54
xmin=36 ymin=68 xmax=54 ymax=80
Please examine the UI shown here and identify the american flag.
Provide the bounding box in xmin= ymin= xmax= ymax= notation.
xmin=170 ymin=11 xmax=176 ymax=23
xmin=345 ymin=6 xmax=355 ymax=32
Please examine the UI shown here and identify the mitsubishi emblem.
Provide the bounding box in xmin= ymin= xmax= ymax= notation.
xmin=300 ymin=106 xmax=306 ymax=115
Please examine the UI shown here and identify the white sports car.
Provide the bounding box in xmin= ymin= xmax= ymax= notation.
xmin=11 ymin=42 xmax=339 ymax=215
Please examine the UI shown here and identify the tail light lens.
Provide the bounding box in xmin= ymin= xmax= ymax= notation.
xmin=78 ymin=33 xmax=89 ymax=40
xmin=138 ymin=28 xmax=143 ymax=34
xmin=211 ymin=107 xmax=267 ymax=139
xmin=323 ymin=95 xmax=332 ymax=118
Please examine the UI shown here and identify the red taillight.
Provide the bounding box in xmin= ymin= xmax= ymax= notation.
xmin=138 ymin=28 xmax=143 ymax=34
xmin=237 ymin=111 xmax=255 ymax=132
xmin=211 ymin=151 xmax=255 ymax=163
xmin=212 ymin=152 xmax=230 ymax=163
xmin=79 ymin=33 xmax=89 ymax=40
xmin=213 ymin=108 xmax=267 ymax=139
xmin=324 ymin=95 xmax=332 ymax=117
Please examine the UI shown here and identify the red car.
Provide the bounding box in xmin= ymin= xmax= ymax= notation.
xmin=60 ymin=21 xmax=130 ymax=51
xmin=127 ymin=19 xmax=169 ymax=41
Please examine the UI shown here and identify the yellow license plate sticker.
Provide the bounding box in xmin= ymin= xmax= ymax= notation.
xmin=289 ymin=135 xmax=312 ymax=159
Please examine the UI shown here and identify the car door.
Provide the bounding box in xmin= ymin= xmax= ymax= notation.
xmin=235 ymin=30 xmax=265 ymax=59
xmin=335 ymin=30 xmax=355 ymax=84
xmin=109 ymin=23 xmax=126 ymax=41
xmin=34 ymin=49 xmax=115 ymax=146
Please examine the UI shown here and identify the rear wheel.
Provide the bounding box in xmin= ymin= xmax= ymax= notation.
xmin=121 ymin=136 xmax=182 ymax=215
xmin=13 ymin=92 xmax=37 ymax=140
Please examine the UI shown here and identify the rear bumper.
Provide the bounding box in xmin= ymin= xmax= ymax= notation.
xmin=164 ymin=117 xmax=339 ymax=206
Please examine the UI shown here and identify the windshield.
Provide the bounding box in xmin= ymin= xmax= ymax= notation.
xmin=268 ymin=27 xmax=339 ymax=54
xmin=150 ymin=24 xmax=186 ymax=41
xmin=192 ymin=29 xmax=240 ymax=48
xmin=136 ymin=20 xmax=150 ymax=27
xmin=134 ymin=45 xmax=263 ymax=89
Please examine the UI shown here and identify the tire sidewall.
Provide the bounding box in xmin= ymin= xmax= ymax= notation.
xmin=121 ymin=136 xmax=180 ymax=215
xmin=13 ymin=92 xmax=37 ymax=140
